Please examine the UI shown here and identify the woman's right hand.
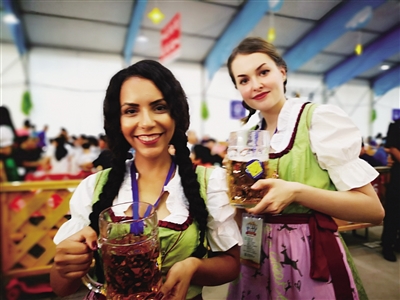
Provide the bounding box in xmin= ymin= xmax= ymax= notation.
xmin=53 ymin=226 xmax=98 ymax=279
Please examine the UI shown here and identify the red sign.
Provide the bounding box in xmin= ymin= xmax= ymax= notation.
xmin=160 ymin=13 xmax=181 ymax=64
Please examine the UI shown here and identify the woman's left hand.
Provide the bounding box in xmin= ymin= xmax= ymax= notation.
xmin=246 ymin=179 xmax=298 ymax=215
xmin=157 ymin=258 xmax=198 ymax=300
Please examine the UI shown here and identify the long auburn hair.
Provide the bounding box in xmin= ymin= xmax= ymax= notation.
xmin=88 ymin=60 xmax=209 ymax=281
xmin=227 ymin=37 xmax=288 ymax=124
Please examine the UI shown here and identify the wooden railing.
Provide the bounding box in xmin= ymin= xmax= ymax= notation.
xmin=0 ymin=180 xmax=81 ymax=279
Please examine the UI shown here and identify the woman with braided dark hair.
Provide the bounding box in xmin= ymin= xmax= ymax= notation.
xmin=50 ymin=60 xmax=241 ymax=299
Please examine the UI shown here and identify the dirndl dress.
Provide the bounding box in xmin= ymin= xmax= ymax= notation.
xmin=228 ymin=102 xmax=367 ymax=300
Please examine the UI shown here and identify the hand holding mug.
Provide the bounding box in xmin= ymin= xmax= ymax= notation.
xmin=53 ymin=226 xmax=97 ymax=279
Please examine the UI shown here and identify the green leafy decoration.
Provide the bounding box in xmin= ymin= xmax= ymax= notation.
xmin=371 ymin=109 xmax=376 ymax=123
xmin=21 ymin=91 xmax=33 ymax=116
xmin=201 ymin=100 xmax=209 ymax=120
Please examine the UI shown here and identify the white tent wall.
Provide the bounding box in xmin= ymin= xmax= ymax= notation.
xmin=1 ymin=44 xmax=26 ymax=129
xmin=372 ymin=87 xmax=400 ymax=137
xmin=1 ymin=44 xmax=398 ymax=142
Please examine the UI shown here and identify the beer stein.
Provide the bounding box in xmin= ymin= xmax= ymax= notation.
xmin=226 ymin=130 xmax=270 ymax=208
xmin=83 ymin=201 xmax=162 ymax=300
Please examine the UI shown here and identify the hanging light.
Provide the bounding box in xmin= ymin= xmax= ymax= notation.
xmin=148 ymin=7 xmax=164 ymax=25
xmin=268 ymin=28 xmax=276 ymax=42
xmin=355 ymin=43 xmax=363 ymax=55
xmin=354 ymin=31 xmax=363 ymax=56
xmin=267 ymin=12 xmax=276 ymax=42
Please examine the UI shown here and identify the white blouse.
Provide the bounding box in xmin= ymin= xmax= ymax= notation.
xmin=266 ymin=98 xmax=378 ymax=191
xmin=53 ymin=162 xmax=243 ymax=252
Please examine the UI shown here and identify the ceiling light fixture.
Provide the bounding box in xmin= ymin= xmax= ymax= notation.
xmin=380 ymin=64 xmax=390 ymax=70
xmin=3 ymin=13 xmax=19 ymax=24
xmin=137 ymin=36 xmax=148 ymax=43
xmin=148 ymin=7 xmax=164 ymax=25
xmin=354 ymin=31 xmax=363 ymax=56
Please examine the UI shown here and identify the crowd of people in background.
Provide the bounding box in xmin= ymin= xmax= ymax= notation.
xmin=0 ymin=106 xmax=115 ymax=182
xmin=0 ymin=105 xmax=230 ymax=182
xmin=1 ymin=105 xmax=395 ymax=184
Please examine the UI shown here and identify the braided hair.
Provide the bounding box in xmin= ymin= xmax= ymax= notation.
xmin=227 ymin=37 xmax=288 ymax=125
xmin=89 ymin=60 xmax=209 ymax=262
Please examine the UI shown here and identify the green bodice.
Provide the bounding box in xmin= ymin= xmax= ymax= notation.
xmin=267 ymin=102 xmax=336 ymax=214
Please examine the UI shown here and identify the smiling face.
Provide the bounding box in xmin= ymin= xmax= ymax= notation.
xmin=230 ymin=52 xmax=286 ymax=113
xmin=120 ymin=76 xmax=175 ymax=160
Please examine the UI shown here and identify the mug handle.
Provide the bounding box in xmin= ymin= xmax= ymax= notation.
xmin=82 ymin=271 xmax=105 ymax=296
xmin=81 ymin=253 xmax=106 ymax=296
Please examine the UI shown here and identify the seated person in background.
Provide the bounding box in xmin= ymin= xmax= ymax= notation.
xmin=187 ymin=129 xmax=199 ymax=151
xmin=37 ymin=124 xmax=49 ymax=149
xmin=360 ymin=140 xmax=383 ymax=167
xmin=210 ymin=142 xmax=226 ymax=167
xmin=42 ymin=136 xmax=74 ymax=174
xmin=58 ymin=127 xmax=71 ymax=144
xmin=201 ymin=137 xmax=224 ymax=166
xmin=81 ymin=135 xmax=113 ymax=171
xmin=190 ymin=144 xmax=216 ymax=167
xmin=87 ymin=135 xmax=101 ymax=157
xmin=13 ymin=135 xmax=44 ymax=179
xmin=201 ymin=136 xmax=217 ymax=150
xmin=373 ymin=139 xmax=389 ymax=166
xmin=16 ymin=119 xmax=32 ymax=137
xmin=0 ymin=125 xmax=20 ymax=181
xmin=75 ymin=142 xmax=98 ymax=172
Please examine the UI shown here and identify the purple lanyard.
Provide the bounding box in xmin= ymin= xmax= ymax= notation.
xmin=129 ymin=160 xmax=175 ymax=233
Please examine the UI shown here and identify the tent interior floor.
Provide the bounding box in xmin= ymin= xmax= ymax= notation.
xmin=2 ymin=226 xmax=399 ymax=300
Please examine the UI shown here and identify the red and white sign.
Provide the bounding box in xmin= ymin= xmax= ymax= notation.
xmin=160 ymin=13 xmax=181 ymax=64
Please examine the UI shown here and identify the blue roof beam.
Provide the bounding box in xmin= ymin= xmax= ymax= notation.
xmin=283 ymin=0 xmax=386 ymax=73
xmin=2 ymin=0 xmax=28 ymax=56
xmin=372 ymin=64 xmax=400 ymax=97
xmin=123 ymin=0 xmax=148 ymax=66
xmin=325 ymin=25 xmax=400 ymax=90
xmin=204 ymin=0 xmax=283 ymax=81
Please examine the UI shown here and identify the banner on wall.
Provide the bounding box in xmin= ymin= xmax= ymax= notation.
xmin=160 ymin=13 xmax=181 ymax=64
xmin=230 ymin=100 xmax=246 ymax=119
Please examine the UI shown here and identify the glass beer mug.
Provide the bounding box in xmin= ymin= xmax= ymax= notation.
xmin=83 ymin=202 xmax=162 ymax=300
xmin=226 ymin=130 xmax=270 ymax=208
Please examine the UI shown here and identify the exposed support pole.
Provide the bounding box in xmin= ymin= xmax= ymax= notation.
xmin=368 ymin=87 xmax=374 ymax=138
xmin=321 ymin=84 xmax=329 ymax=104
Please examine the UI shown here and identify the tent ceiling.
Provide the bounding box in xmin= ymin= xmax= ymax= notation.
xmin=1 ymin=0 xmax=399 ymax=90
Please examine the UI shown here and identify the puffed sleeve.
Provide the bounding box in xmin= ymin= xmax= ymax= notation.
xmin=205 ymin=167 xmax=243 ymax=252
xmin=53 ymin=173 xmax=98 ymax=244
xmin=309 ymin=104 xmax=378 ymax=191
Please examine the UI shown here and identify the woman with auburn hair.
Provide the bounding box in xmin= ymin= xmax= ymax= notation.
xmin=226 ymin=37 xmax=384 ymax=300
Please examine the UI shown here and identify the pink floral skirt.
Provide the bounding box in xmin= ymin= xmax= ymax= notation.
xmin=227 ymin=222 xmax=359 ymax=300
